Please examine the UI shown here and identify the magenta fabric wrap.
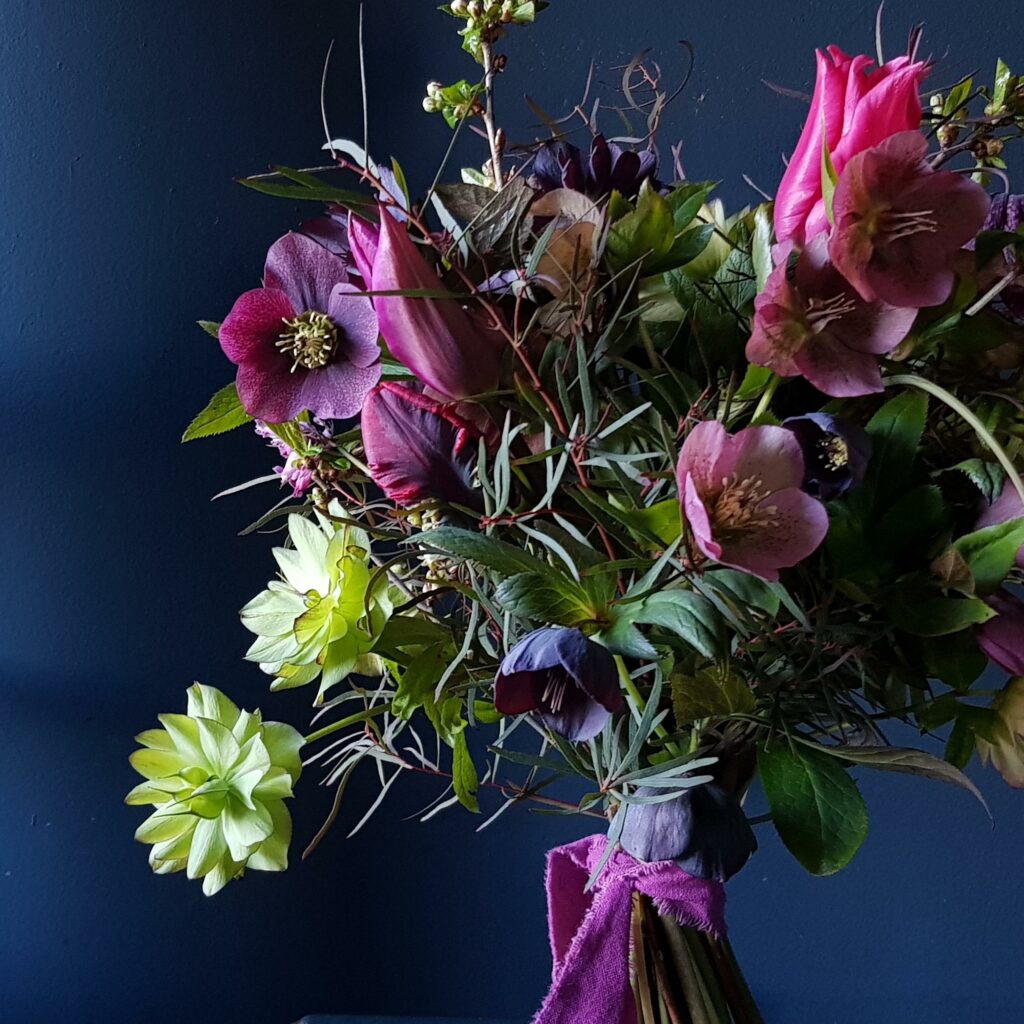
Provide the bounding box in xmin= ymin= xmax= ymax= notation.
xmin=532 ymin=834 xmax=727 ymax=1024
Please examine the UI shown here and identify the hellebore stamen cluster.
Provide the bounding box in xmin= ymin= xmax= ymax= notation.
xmin=276 ymin=311 xmax=338 ymax=372
xmin=876 ymin=207 xmax=939 ymax=243
xmin=710 ymin=475 xmax=778 ymax=539
xmin=804 ymin=292 xmax=858 ymax=331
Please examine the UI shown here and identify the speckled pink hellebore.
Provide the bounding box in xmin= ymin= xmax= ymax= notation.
xmin=747 ymin=233 xmax=917 ymax=397
xmin=219 ymin=233 xmax=381 ymax=422
xmin=348 ymin=209 xmax=502 ymax=400
xmin=828 ymin=130 xmax=991 ymax=309
xmin=677 ymin=421 xmax=830 ymax=582
xmin=774 ymin=46 xmax=928 ymax=245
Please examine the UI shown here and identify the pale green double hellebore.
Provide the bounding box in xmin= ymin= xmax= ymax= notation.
xmin=126 ymin=684 xmax=304 ymax=895
xmin=240 ymin=507 xmax=394 ymax=703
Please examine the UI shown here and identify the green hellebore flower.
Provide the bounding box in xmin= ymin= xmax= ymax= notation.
xmin=240 ymin=507 xmax=394 ymax=703
xmin=126 ymin=683 xmax=304 ymax=896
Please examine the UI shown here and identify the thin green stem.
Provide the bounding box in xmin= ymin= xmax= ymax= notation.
xmin=750 ymin=374 xmax=780 ymax=424
xmin=304 ymin=703 xmax=390 ymax=745
xmin=615 ymin=656 xmax=682 ymax=757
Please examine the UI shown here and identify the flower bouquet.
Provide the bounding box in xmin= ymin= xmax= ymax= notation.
xmin=127 ymin=5 xmax=1024 ymax=1021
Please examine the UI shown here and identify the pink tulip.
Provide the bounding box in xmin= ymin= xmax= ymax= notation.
xmin=774 ymin=46 xmax=928 ymax=246
xmin=349 ymin=210 xmax=503 ymax=400
xmin=677 ymin=421 xmax=830 ymax=582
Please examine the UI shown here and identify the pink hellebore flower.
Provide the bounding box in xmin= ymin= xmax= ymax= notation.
xmin=219 ymin=233 xmax=381 ymax=422
xmin=747 ymin=234 xmax=916 ymax=396
xmin=677 ymin=421 xmax=830 ymax=582
xmin=349 ymin=209 xmax=502 ymax=401
xmin=774 ymin=46 xmax=928 ymax=245
xmin=828 ymin=131 xmax=991 ymax=309
xmin=361 ymin=382 xmax=483 ymax=510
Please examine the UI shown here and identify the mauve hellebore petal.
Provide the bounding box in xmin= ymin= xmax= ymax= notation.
xmin=349 ymin=210 xmax=502 ymax=400
xmin=747 ymin=234 xmax=916 ymax=397
xmin=494 ymin=628 xmax=622 ymax=742
xmin=620 ymin=784 xmax=757 ymax=882
xmin=829 ymin=131 xmax=991 ymax=309
xmin=677 ymin=421 xmax=829 ymax=582
xmin=978 ymin=591 xmax=1024 ymax=676
xmin=774 ymin=46 xmax=927 ymax=245
xmin=783 ymin=413 xmax=872 ymax=500
xmin=220 ymin=233 xmax=381 ymax=422
xmin=361 ymin=382 xmax=482 ymax=509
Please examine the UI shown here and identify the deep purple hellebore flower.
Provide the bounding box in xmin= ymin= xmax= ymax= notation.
xmin=620 ymin=784 xmax=757 ymax=882
xmin=978 ymin=591 xmax=1024 ymax=676
xmin=748 ymin=234 xmax=917 ymax=396
xmin=531 ymin=135 xmax=659 ymax=201
xmin=828 ymin=130 xmax=991 ymax=309
xmin=494 ymin=628 xmax=623 ymax=742
xmin=783 ymin=413 xmax=872 ymax=500
xmin=349 ymin=209 xmax=502 ymax=401
xmin=219 ymin=233 xmax=381 ymax=422
xmin=361 ymin=382 xmax=482 ymax=510
xmin=677 ymin=421 xmax=830 ymax=582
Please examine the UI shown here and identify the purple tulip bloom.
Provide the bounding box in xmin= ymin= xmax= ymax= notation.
xmin=620 ymin=784 xmax=757 ymax=882
xmin=219 ymin=233 xmax=381 ymax=422
xmin=349 ymin=209 xmax=502 ymax=401
xmin=828 ymin=130 xmax=991 ymax=309
xmin=494 ymin=628 xmax=623 ymax=742
xmin=531 ymin=134 xmax=659 ymax=201
xmin=748 ymin=234 xmax=916 ymax=397
xmin=677 ymin=421 xmax=830 ymax=582
xmin=978 ymin=591 xmax=1024 ymax=676
xmin=783 ymin=413 xmax=872 ymax=500
xmin=975 ymin=480 xmax=1024 ymax=570
xmin=361 ymin=382 xmax=482 ymax=509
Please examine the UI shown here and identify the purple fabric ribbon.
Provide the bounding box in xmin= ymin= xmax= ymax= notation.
xmin=532 ymin=835 xmax=727 ymax=1024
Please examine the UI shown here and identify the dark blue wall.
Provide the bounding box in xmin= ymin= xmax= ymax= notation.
xmin=2 ymin=2 xmax=1022 ymax=1022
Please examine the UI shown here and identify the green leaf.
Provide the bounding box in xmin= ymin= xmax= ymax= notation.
xmin=197 ymin=320 xmax=220 ymax=339
xmin=237 ymin=169 xmax=376 ymax=211
xmin=496 ymin=572 xmax=605 ymax=627
xmin=412 ymin=527 xmax=550 ymax=578
xmin=703 ymin=569 xmax=781 ymax=616
xmin=665 ymin=181 xmax=716 ymax=232
xmin=888 ymin=595 xmax=996 ymax=636
xmin=671 ymin=665 xmax=755 ymax=725
xmin=759 ymin=742 xmax=868 ymax=876
xmin=860 ymin=390 xmax=929 ymax=509
xmin=393 ymin=645 xmax=448 ymax=720
xmin=820 ymin=119 xmax=839 ymax=226
xmin=924 ymin=631 xmax=987 ymax=692
xmin=951 ymin=517 xmax=1024 ymax=593
xmin=945 ymin=715 xmax=975 ymax=769
xmin=182 ymin=382 xmax=253 ymax=442
xmin=607 ymin=181 xmax=675 ymax=269
xmin=811 ymin=743 xmax=989 ymax=814
xmin=733 ymin=363 xmax=774 ymax=402
xmin=629 ymin=590 xmax=723 ymax=657
xmin=948 ymin=458 xmax=1005 ymax=504
xmin=452 ymin=731 xmax=480 ymax=813
xmin=619 ymin=499 xmax=682 ymax=546
xmin=265 ymin=419 xmax=305 ymax=453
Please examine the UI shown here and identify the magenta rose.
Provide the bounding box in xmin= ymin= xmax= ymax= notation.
xmin=774 ymin=46 xmax=928 ymax=246
xmin=219 ymin=233 xmax=381 ymax=422
xmin=677 ymin=421 xmax=830 ymax=581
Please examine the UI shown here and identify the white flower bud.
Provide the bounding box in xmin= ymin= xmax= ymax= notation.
xmin=450 ymin=0 xmax=468 ymax=14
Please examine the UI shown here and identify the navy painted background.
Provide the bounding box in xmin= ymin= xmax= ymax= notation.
xmin=2 ymin=2 xmax=1022 ymax=1021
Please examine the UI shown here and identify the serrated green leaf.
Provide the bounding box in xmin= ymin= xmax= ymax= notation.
xmin=888 ymin=595 xmax=996 ymax=636
xmin=948 ymin=458 xmax=1005 ymax=504
xmin=759 ymin=742 xmax=868 ymax=876
xmin=671 ymin=665 xmax=755 ymax=725
xmin=182 ymin=382 xmax=253 ymax=442
xmin=411 ymin=527 xmax=550 ymax=578
xmin=951 ymin=517 xmax=1024 ymax=593
xmin=197 ymin=320 xmax=220 ymax=339
xmin=860 ymin=390 xmax=929 ymax=510
xmin=495 ymin=572 xmax=605 ymax=627
xmin=453 ymin=731 xmax=479 ymax=813
xmin=630 ymin=590 xmax=723 ymax=657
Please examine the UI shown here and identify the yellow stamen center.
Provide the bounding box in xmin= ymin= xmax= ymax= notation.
xmin=276 ymin=311 xmax=337 ymax=372
xmin=710 ymin=474 xmax=779 ymax=541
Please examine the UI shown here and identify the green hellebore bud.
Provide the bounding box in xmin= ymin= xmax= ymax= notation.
xmin=450 ymin=0 xmax=468 ymax=14
xmin=126 ymin=684 xmax=304 ymax=896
